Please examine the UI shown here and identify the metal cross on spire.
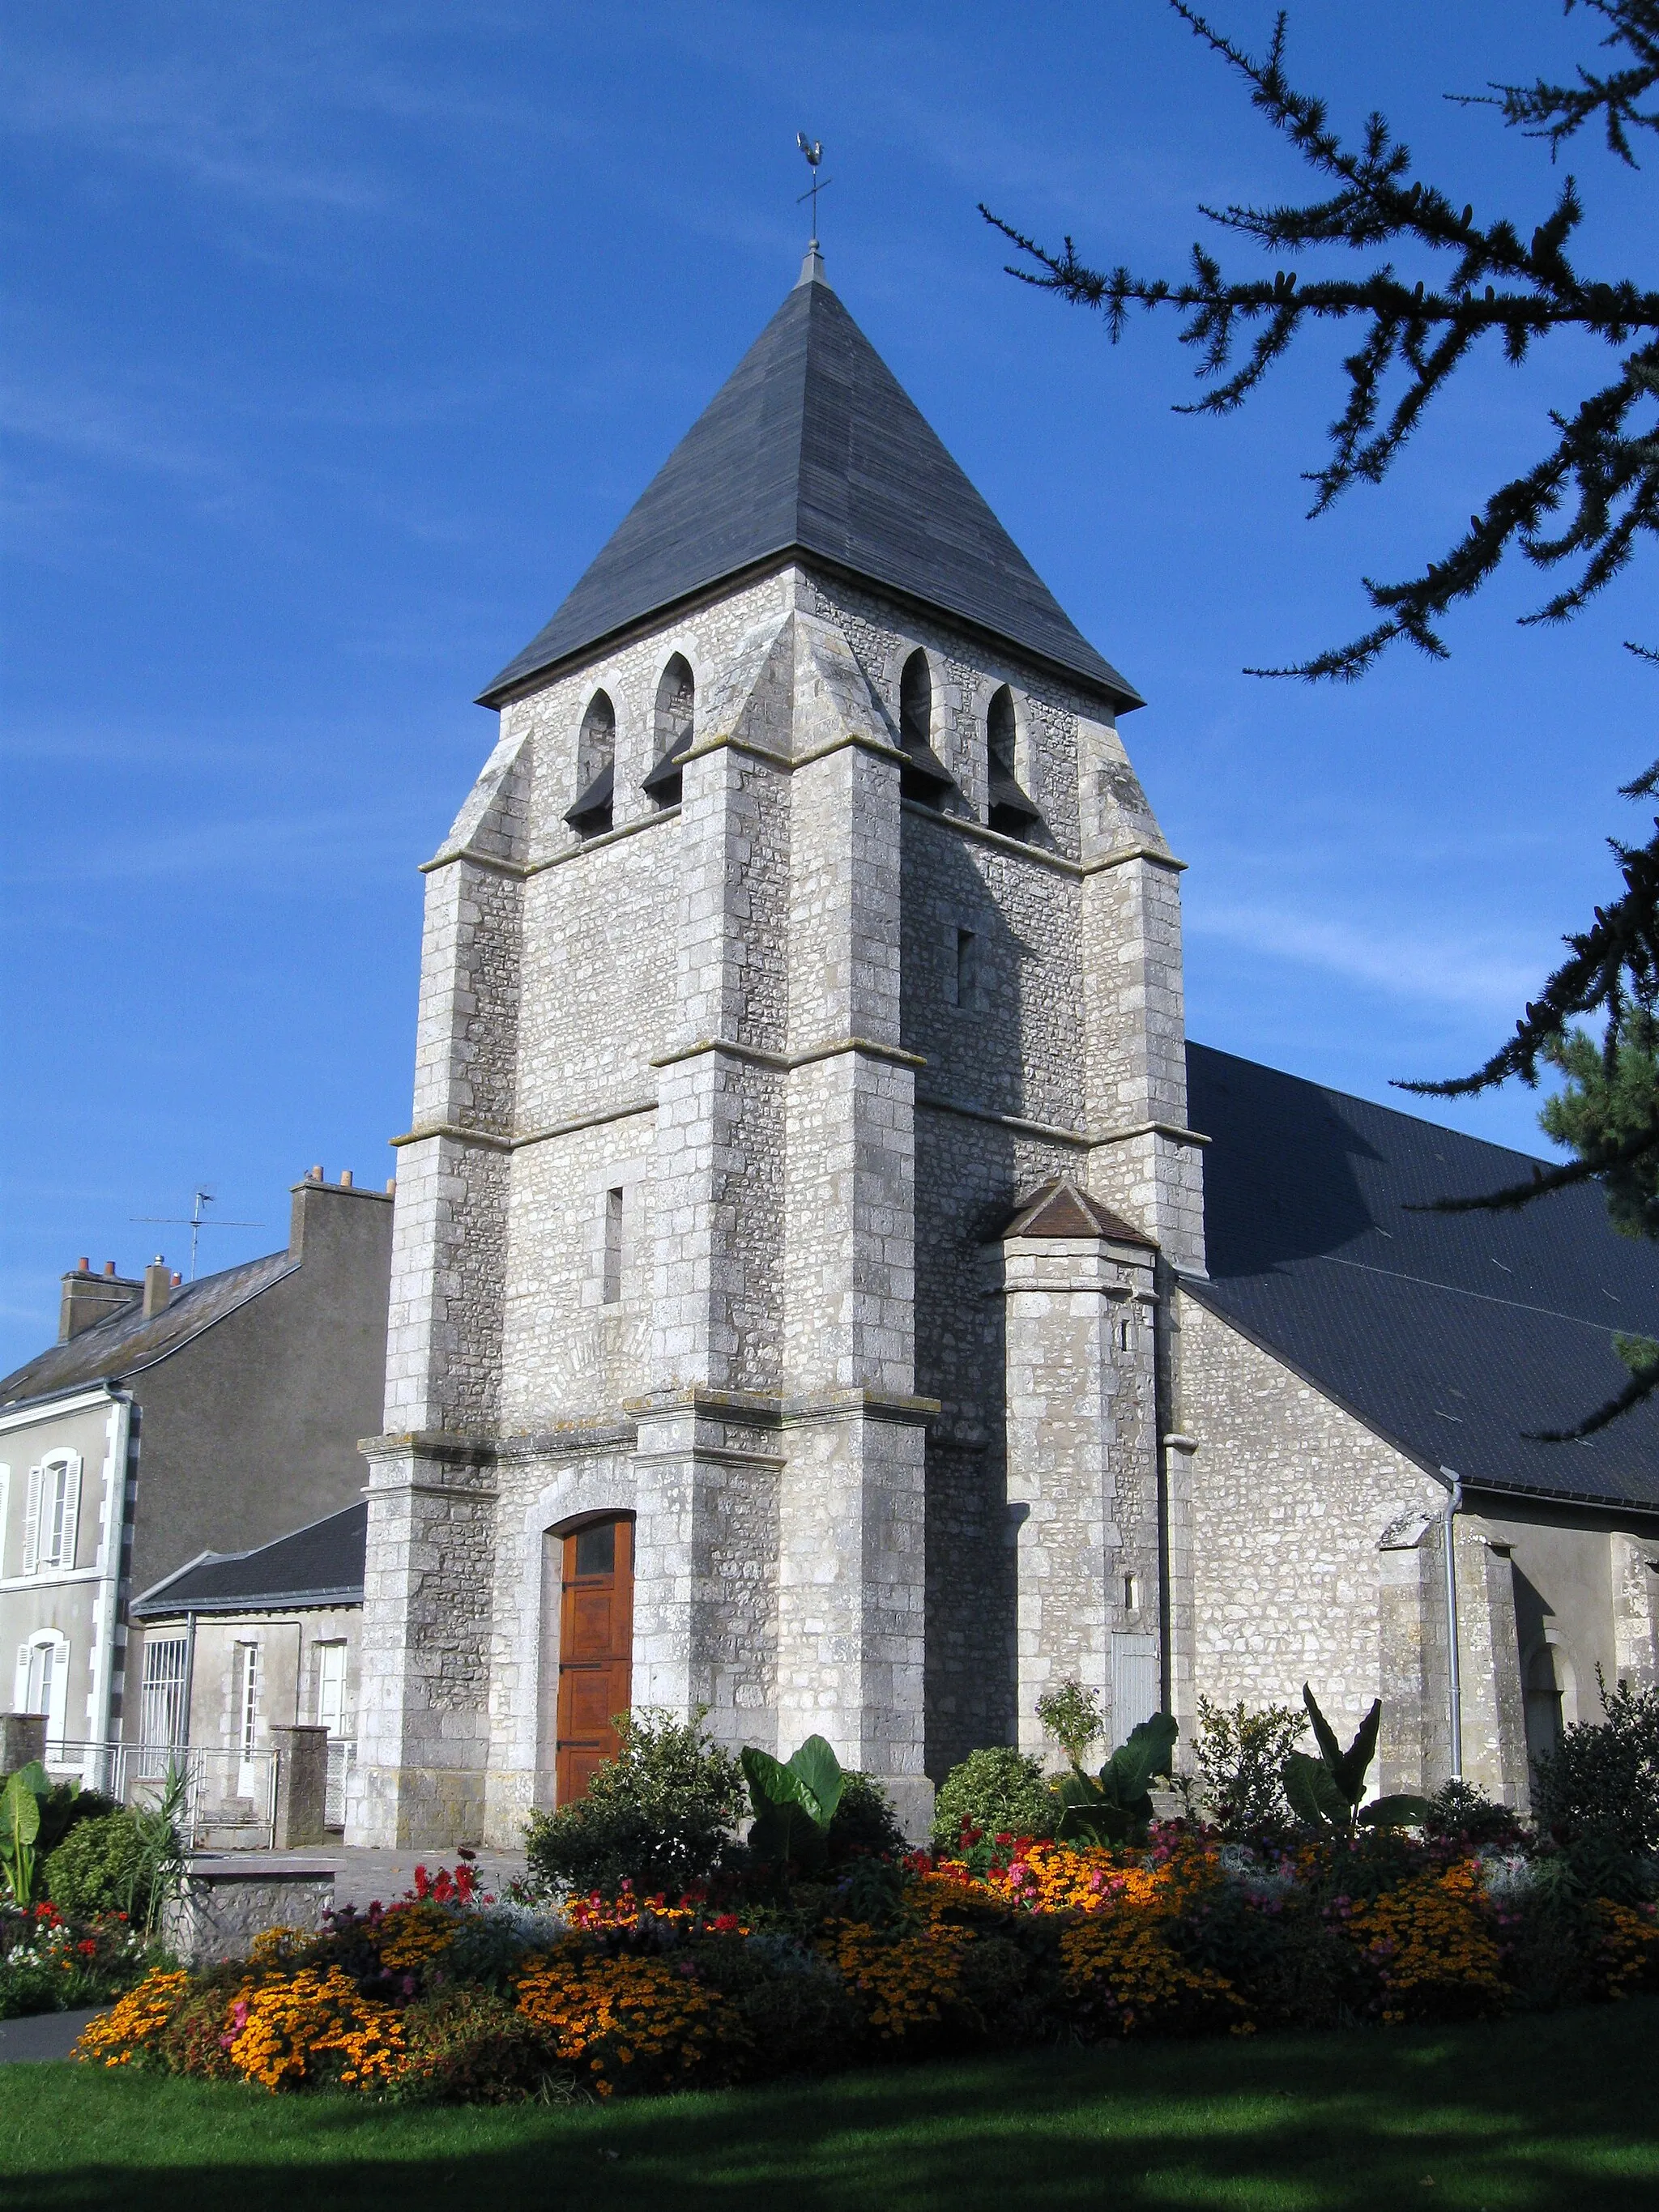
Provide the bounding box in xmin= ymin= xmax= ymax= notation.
xmin=795 ymin=132 xmax=832 ymax=245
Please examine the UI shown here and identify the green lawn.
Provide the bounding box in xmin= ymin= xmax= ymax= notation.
xmin=5 ymin=2002 xmax=1658 ymax=2212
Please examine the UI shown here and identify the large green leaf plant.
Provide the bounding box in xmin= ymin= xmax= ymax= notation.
xmin=1054 ymin=1712 xmax=1180 ymax=1844
xmin=740 ymin=1735 xmax=846 ymax=1873
xmin=1283 ymin=1686 xmax=1433 ymax=1833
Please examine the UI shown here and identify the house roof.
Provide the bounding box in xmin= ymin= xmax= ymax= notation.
xmin=478 ymin=259 xmax=1141 ymax=711
xmin=0 ymin=1251 xmax=297 ymax=1409
xmin=1186 ymin=1042 xmax=1659 ymax=1516
xmin=132 ymin=1500 xmax=366 ymax=1617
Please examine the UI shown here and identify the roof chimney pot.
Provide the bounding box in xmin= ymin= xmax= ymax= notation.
xmin=103 ymin=1261 xmax=116 ymax=1277
xmin=308 ymin=1165 xmax=323 ymax=1183
xmin=339 ymin=1169 xmax=353 ymax=1187
xmin=77 ymin=1256 xmax=89 ymax=1275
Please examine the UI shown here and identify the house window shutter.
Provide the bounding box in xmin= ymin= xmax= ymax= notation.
xmin=13 ymin=1644 xmax=29 ymax=1711
xmin=22 ymin=1466 xmax=41 ymax=1575
xmin=57 ymin=1459 xmax=81 ymax=1572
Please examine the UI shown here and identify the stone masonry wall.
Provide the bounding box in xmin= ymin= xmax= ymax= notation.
xmin=1175 ymin=1288 xmax=1446 ymax=1750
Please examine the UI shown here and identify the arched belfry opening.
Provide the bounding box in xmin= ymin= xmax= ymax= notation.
xmin=642 ymin=654 xmax=696 ymax=807
xmin=896 ymin=649 xmax=952 ymax=808
xmin=566 ymin=690 xmax=616 ymax=836
xmin=986 ymin=685 xmax=1041 ymax=840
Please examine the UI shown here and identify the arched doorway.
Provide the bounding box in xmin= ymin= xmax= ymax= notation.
xmin=555 ymin=1515 xmax=634 ymax=1804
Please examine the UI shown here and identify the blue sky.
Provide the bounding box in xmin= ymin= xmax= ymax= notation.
xmin=2 ymin=1 xmax=1654 ymax=1371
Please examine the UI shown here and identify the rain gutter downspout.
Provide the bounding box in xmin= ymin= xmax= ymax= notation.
xmin=1439 ymin=1467 xmax=1464 ymax=1780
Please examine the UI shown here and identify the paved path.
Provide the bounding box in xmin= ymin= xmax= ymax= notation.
xmin=0 ymin=2007 xmax=106 ymax=2064
xmin=184 ymin=1842 xmax=528 ymax=1912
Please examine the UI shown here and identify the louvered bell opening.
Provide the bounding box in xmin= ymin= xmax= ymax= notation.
xmin=900 ymin=742 xmax=954 ymax=808
xmin=987 ymin=771 xmax=1041 ymax=839
xmin=641 ymin=731 xmax=693 ymax=805
xmin=565 ymin=760 xmax=615 ymax=836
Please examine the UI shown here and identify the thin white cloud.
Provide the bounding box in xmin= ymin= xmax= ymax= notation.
xmin=1188 ymin=897 xmax=1547 ymax=1015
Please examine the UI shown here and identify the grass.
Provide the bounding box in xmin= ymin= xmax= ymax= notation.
xmin=4 ymin=2001 xmax=1658 ymax=2211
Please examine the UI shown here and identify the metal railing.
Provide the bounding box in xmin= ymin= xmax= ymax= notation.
xmin=47 ymin=1740 xmax=279 ymax=1849
xmin=325 ymin=1737 xmax=356 ymax=1831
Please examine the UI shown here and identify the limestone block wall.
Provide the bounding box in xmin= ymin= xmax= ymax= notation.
xmin=1175 ymin=1288 xmax=1447 ymax=1756
xmin=1001 ymin=1231 xmax=1160 ymax=1765
xmin=1615 ymin=1530 xmax=1659 ymax=1690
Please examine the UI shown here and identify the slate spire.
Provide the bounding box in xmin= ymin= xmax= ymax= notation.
xmin=479 ymin=272 xmax=1141 ymax=710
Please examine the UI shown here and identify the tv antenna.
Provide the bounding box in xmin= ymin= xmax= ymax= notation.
xmin=795 ymin=133 xmax=832 ymax=245
xmin=131 ymin=1189 xmax=264 ymax=1281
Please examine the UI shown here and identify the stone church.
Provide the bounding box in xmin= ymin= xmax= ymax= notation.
xmin=348 ymin=249 xmax=1659 ymax=1849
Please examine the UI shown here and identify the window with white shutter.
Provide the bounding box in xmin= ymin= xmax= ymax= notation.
xmin=20 ymin=1634 xmax=69 ymax=1748
xmin=22 ymin=1465 xmax=42 ymax=1575
xmin=38 ymin=1454 xmax=81 ymax=1571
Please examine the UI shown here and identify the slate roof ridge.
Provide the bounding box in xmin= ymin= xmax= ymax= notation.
xmin=478 ymin=271 xmax=1140 ymax=710
xmin=0 ymin=1248 xmax=298 ymax=1408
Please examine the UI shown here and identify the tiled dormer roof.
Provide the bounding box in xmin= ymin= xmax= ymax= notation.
xmin=1003 ymin=1179 xmax=1154 ymax=1246
xmin=479 ymin=262 xmax=1141 ymax=712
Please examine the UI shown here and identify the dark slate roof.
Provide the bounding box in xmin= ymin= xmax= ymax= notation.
xmin=0 ymin=1251 xmax=297 ymax=1409
xmin=479 ymin=262 xmax=1141 ymax=710
xmin=1005 ymin=1178 xmax=1153 ymax=1246
xmin=1186 ymin=1042 xmax=1659 ymax=1515
xmin=132 ymin=1502 xmax=366 ymax=1617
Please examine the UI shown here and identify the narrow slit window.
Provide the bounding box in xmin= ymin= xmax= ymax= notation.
xmin=1124 ymin=1573 xmax=1140 ymax=1613
xmin=603 ymin=1187 xmax=624 ymax=1304
xmin=953 ymin=928 xmax=979 ymax=1010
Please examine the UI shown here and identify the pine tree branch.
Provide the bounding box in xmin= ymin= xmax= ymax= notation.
xmin=1457 ymin=0 xmax=1659 ymax=168
xmin=981 ymin=2 xmax=1659 ymax=681
xmin=1527 ymin=1336 xmax=1659 ymax=1439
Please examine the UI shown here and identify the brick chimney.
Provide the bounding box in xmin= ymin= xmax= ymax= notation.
xmin=142 ymin=1259 xmax=173 ymax=1320
xmin=58 ymin=1261 xmax=143 ymax=1344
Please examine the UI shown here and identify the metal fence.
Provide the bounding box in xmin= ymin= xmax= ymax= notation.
xmin=47 ymin=1740 xmax=278 ymax=1849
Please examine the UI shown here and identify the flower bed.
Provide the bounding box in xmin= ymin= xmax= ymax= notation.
xmin=73 ymin=1825 xmax=1659 ymax=2100
xmin=1 ymin=1899 xmax=151 ymax=2019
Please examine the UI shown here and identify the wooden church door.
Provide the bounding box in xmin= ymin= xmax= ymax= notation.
xmin=555 ymin=1515 xmax=633 ymax=1804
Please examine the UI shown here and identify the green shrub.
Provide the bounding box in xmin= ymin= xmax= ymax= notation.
xmin=930 ymin=1747 xmax=1056 ymax=1853
xmin=1035 ymin=1680 xmax=1103 ymax=1766
xmin=1533 ymin=1670 xmax=1659 ymax=1862
xmin=1422 ymin=1777 xmax=1527 ymax=1851
xmin=522 ymin=1707 xmax=744 ymax=1899
xmin=825 ymin=1771 xmax=906 ymax=1865
xmin=1192 ymin=1697 xmax=1306 ymax=1835
xmin=397 ymin=1988 xmax=558 ymax=2103
xmin=45 ymin=1811 xmax=150 ymax=1921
